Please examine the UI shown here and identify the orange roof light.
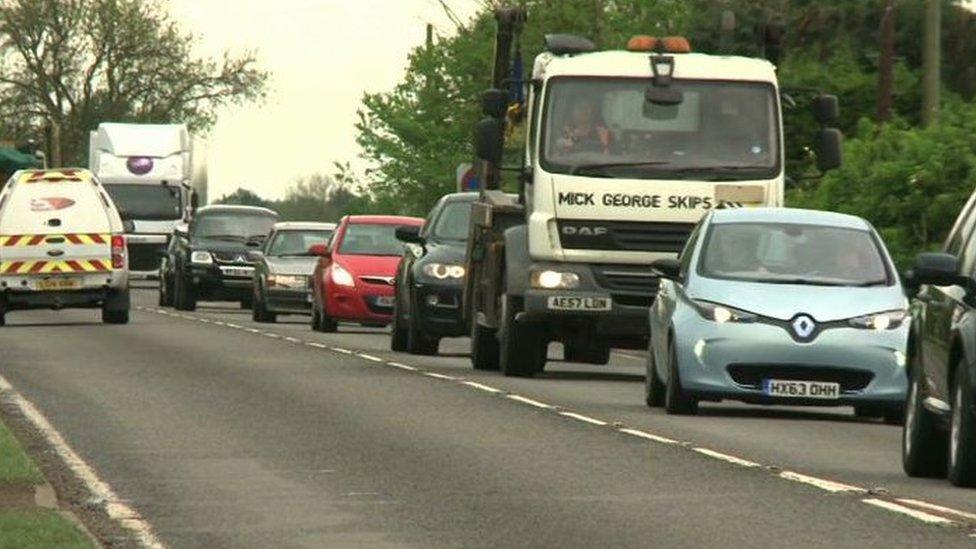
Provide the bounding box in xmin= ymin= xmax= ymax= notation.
xmin=627 ymin=35 xmax=658 ymax=52
xmin=660 ymin=36 xmax=692 ymax=53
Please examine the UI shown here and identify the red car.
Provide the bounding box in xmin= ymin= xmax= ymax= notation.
xmin=309 ymin=215 xmax=424 ymax=332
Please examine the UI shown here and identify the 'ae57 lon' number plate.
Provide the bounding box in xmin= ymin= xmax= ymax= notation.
xmin=547 ymin=296 xmax=611 ymax=311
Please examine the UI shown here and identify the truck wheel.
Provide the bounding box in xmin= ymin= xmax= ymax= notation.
xmin=564 ymin=344 xmax=610 ymax=365
xmin=645 ymin=347 xmax=665 ymax=407
xmin=665 ymin=343 xmax=697 ymax=415
xmin=407 ymin=297 xmax=438 ymax=355
xmin=390 ymin=301 xmax=408 ymax=352
xmin=174 ymin=274 xmax=197 ymax=312
xmin=902 ymin=368 xmax=947 ymax=478
xmin=948 ymin=365 xmax=976 ymax=487
xmin=499 ymin=293 xmax=545 ymax=377
xmin=470 ymin=315 xmax=500 ymax=371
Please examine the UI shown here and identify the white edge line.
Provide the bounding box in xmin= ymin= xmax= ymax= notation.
xmin=506 ymin=394 xmax=552 ymax=409
xmin=332 ymin=347 xmax=353 ymax=355
xmin=779 ymin=470 xmax=866 ymax=494
xmin=422 ymin=372 xmax=455 ymax=381
xmin=693 ymin=447 xmax=761 ymax=468
xmin=386 ymin=362 xmax=418 ymax=371
xmin=357 ymin=354 xmax=383 ymax=363
xmin=306 ymin=342 xmax=328 ymax=349
xmin=863 ymin=498 xmax=958 ymax=526
xmin=0 ymin=375 xmax=165 ymax=548
xmin=557 ymin=411 xmax=608 ymax=426
xmin=461 ymin=381 xmax=502 ymax=393
xmin=262 ymin=332 xmax=281 ymax=338
xmin=283 ymin=337 xmax=302 ymax=344
xmin=618 ymin=428 xmax=680 ymax=445
xmin=896 ymin=498 xmax=976 ymax=522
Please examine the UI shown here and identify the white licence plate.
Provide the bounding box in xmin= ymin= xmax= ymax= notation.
xmin=220 ymin=267 xmax=253 ymax=277
xmin=547 ymin=295 xmax=612 ymax=311
xmin=35 ymin=277 xmax=81 ymax=291
xmin=763 ymin=379 xmax=840 ymax=400
xmin=375 ymin=296 xmax=395 ymax=307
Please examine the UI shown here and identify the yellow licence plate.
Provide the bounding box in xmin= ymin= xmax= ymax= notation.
xmin=36 ymin=278 xmax=81 ymax=291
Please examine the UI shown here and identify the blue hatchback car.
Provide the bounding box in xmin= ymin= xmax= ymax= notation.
xmin=647 ymin=208 xmax=908 ymax=421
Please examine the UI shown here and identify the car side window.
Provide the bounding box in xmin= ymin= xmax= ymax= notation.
xmin=946 ymin=197 xmax=976 ymax=255
xmin=421 ymin=203 xmax=441 ymax=239
xmin=960 ymin=225 xmax=976 ymax=276
xmin=678 ymin=224 xmax=703 ymax=276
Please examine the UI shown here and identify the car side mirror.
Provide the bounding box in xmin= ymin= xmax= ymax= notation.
xmin=651 ymin=258 xmax=682 ymax=280
xmin=913 ymin=252 xmax=967 ymax=287
xmin=395 ymin=225 xmax=424 ymax=245
xmin=308 ymin=244 xmax=331 ymax=258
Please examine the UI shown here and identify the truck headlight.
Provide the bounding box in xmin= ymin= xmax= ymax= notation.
xmin=422 ymin=263 xmax=465 ymax=280
xmin=692 ymin=300 xmax=756 ymax=323
xmin=531 ymin=270 xmax=580 ymax=289
xmin=190 ymin=251 xmax=213 ymax=265
xmin=331 ymin=264 xmax=355 ymax=287
xmin=849 ymin=310 xmax=907 ymax=330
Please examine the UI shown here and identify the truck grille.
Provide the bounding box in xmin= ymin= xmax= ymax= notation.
xmin=593 ymin=265 xmax=660 ymax=294
xmin=128 ymin=242 xmax=164 ymax=272
xmin=726 ymin=364 xmax=874 ymax=393
xmin=558 ymin=220 xmax=695 ymax=253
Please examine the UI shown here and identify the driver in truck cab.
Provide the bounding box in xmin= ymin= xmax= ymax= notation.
xmin=556 ymin=98 xmax=613 ymax=154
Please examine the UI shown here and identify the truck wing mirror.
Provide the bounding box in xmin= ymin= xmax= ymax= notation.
xmin=816 ymin=129 xmax=843 ymax=172
xmin=474 ymin=118 xmax=505 ymax=165
xmin=190 ymin=190 xmax=200 ymax=210
xmin=813 ymin=94 xmax=839 ymax=126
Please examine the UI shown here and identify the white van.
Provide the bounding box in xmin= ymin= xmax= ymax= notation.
xmin=0 ymin=169 xmax=130 ymax=324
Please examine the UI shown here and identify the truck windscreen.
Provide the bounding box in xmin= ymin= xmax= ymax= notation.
xmin=103 ymin=184 xmax=182 ymax=221
xmin=541 ymin=78 xmax=780 ymax=180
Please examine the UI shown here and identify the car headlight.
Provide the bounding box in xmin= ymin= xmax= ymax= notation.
xmin=422 ymin=263 xmax=466 ymax=280
xmin=692 ymin=300 xmax=757 ymax=323
xmin=849 ymin=310 xmax=907 ymax=330
xmin=268 ymin=274 xmax=305 ymax=288
xmin=190 ymin=251 xmax=213 ymax=264
xmin=531 ymin=270 xmax=580 ymax=289
xmin=331 ymin=264 xmax=355 ymax=287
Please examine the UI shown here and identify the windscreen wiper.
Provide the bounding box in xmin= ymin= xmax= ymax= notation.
xmin=203 ymin=234 xmax=246 ymax=242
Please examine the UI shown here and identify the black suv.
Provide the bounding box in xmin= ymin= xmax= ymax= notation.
xmin=160 ymin=205 xmax=279 ymax=311
xmin=391 ymin=192 xmax=476 ymax=355
xmin=904 ymin=196 xmax=976 ymax=486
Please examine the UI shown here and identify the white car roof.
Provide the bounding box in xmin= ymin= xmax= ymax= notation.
xmin=534 ymin=51 xmax=777 ymax=84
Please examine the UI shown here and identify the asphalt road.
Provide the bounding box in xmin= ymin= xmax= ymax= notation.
xmin=0 ymin=288 xmax=974 ymax=548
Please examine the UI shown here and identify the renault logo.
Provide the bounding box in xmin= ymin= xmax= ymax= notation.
xmin=791 ymin=315 xmax=817 ymax=340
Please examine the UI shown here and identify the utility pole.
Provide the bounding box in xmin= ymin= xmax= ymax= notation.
xmin=922 ymin=0 xmax=940 ymax=126
xmin=876 ymin=0 xmax=896 ymax=122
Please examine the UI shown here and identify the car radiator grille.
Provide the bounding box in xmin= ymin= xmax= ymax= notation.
xmin=726 ymin=364 xmax=874 ymax=392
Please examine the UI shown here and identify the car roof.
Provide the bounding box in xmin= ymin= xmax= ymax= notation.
xmin=709 ymin=207 xmax=871 ymax=231
xmin=345 ymin=215 xmax=424 ymax=225
xmin=272 ymin=221 xmax=337 ymax=231
xmin=196 ymin=205 xmax=279 ymax=217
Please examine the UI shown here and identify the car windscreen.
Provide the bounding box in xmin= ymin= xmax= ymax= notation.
xmin=103 ymin=184 xmax=182 ymax=220
xmin=431 ymin=202 xmax=472 ymax=240
xmin=541 ymin=78 xmax=779 ymax=180
xmin=698 ymin=222 xmax=891 ymax=287
xmin=192 ymin=214 xmax=277 ymax=243
xmin=267 ymin=230 xmax=333 ymax=256
xmin=338 ymin=223 xmax=405 ymax=256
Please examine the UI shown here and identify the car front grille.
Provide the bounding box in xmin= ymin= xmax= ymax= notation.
xmin=726 ymin=364 xmax=874 ymax=393
xmin=360 ymin=275 xmax=395 ymax=287
xmin=558 ymin=220 xmax=695 ymax=253
xmin=212 ymin=251 xmax=253 ymax=265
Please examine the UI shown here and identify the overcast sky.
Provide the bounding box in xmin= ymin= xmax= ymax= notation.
xmin=167 ymin=0 xmax=481 ymax=201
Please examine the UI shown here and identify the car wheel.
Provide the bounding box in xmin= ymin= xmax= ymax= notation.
xmin=252 ymin=288 xmax=276 ymax=323
xmin=174 ymin=272 xmax=197 ymax=312
xmin=158 ymin=274 xmax=173 ymax=307
xmin=499 ymin=293 xmax=546 ymax=377
xmin=313 ymin=301 xmax=337 ymax=333
xmin=902 ymin=369 xmax=947 ymax=478
xmin=470 ymin=312 xmax=500 ymax=371
xmin=102 ymin=308 xmax=129 ymax=324
xmin=665 ymin=342 xmax=698 ymax=415
xmin=0 ymin=312 xmax=6 ymax=327
xmin=390 ymin=300 xmax=408 ymax=352
xmin=406 ymin=297 xmax=438 ymax=356
xmin=645 ymin=346 xmax=666 ymax=408
xmin=948 ymin=364 xmax=976 ymax=487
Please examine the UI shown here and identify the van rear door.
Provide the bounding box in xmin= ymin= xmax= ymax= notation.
xmin=0 ymin=173 xmax=114 ymax=276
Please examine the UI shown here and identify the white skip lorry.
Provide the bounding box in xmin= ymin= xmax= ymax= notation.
xmin=464 ymin=9 xmax=843 ymax=377
xmin=89 ymin=123 xmax=207 ymax=277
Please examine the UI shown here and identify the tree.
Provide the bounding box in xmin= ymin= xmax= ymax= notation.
xmin=0 ymin=0 xmax=268 ymax=166
xmin=216 ymin=174 xmax=359 ymax=223
xmin=214 ymin=188 xmax=273 ymax=209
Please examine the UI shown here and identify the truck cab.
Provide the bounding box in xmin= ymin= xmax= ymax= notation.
xmin=89 ymin=123 xmax=206 ymax=278
xmin=466 ymin=30 xmax=841 ymax=377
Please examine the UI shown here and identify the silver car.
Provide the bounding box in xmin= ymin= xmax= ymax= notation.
xmin=647 ymin=208 xmax=908 ymax=421
xmin=251 ymin=222 xmax=336 ymax=322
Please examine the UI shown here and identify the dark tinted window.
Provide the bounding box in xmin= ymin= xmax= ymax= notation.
xmin=431 ymin=202 xmax=472 ymax=240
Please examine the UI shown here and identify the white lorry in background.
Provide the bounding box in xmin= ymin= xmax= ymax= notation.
xmin=89 ymin=123 xmax=207 ymax=278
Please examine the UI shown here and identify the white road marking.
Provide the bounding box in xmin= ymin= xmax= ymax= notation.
xmin=357 ymin=353 xmax=383 ymax=363
xmin=245 ymin=328 xmax=261 ymax=334
xmin=225 ymin=323 xmax=242 ymax=329
xmin=332 ymin=347 xmax=353 ymax=355
xmin=212 ymin=321 xmax=227 ymax=326
xmin=558 ymin=411 xmax=608 ymax=426
xmin=283 ymin=337 xmax=302 ymax=344
xmin=506 ymin=394 xmax=553 ymax=409
xmin=386 ymin=362 xmax=418 ymax=371
xmin=0 ymin=375 xmax=165 ymax=548
xmin=262 ymin=333 xmax=281 ymax=339
xmin=896 ymin=498 xmax=976 ymax=522
xmin=306 ymin=342 xmax=328 ymax=349
xmin=863 ymin=498 xmax=958 ymax=526
xmin=693 ymin=447 xmax=761 ymax=468
xmin=422 ymin=372 xmax=455 ymax=381
xmin=461 ymin=381 xmax=502 ymax=394
xmin=778 ymin=471 xmax=866 ymax=494
xmin=197 ymin=318 xmax=212 ymax=324
xmin=617 ymin=428 xmax=680 ymax=445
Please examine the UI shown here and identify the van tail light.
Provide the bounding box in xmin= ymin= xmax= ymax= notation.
xmin=111 ymin=234 xmax=126 ymax=269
